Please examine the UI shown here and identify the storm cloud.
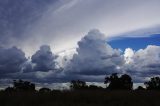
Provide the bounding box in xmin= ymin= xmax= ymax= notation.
xmin=0 ymin=46 xmax=26 ymax=75
xmin=31 ymin=45 xmax=56 ymax=72
xmin=0 ymin=29 xmax=159 ymax=87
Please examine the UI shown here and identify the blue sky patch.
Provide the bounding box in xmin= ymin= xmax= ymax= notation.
xmin=108 ymin=34 xmax=160 ymax=51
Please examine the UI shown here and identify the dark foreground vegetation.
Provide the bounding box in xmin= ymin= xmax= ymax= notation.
xmin=1 ymin=73 xmax=160 ymax=106
xmin=1 ymin=90 xmax=160 ymax=106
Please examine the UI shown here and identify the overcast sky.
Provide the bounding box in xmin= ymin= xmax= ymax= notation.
xmin=0 ymin=0 xmax=160 ymax=56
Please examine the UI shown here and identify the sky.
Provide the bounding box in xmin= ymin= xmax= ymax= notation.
xmin=109 ymin=34 xmax=160 ymax=51
xmin=0 ymin=0 xmax=160 ymax=89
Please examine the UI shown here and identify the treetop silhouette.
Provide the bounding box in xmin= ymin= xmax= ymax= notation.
xmin=13 ymin=79 xmax=35 ymax=91
xmin=145 ymin=76 xmax=160 ymax=90
xmin=104 ymin=73 xmax=133 ymax=90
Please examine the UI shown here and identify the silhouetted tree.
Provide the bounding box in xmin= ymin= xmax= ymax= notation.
xmin=13 ymin=79 xmax=35 ymax=91
xmin=145 ymin=77 xmax=160 ymax=90
xmin=52 ymin=89 xmax=61 ymax=94
xmin=5 ymin=87 xmax=15 ymax=93
xmin=88 ymin=85 xmax=103 ymax=90
xmin=104 ymin=73 xmax=133 ymax=90
xmin=70 ymin=80 xmax=88 ymax=90
xmin=120 ymin=74 xmax=133 ymax=90
xmin=135 ymin=86 xmax=145 ymax=91
xmin=39 ymin=87 xmax=51 ymax=93
xmin=105 ymin=73 xmax=120 ymax=90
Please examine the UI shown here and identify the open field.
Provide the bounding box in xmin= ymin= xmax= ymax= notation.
xmin=0 ymin=90 xmax=160 ymax=106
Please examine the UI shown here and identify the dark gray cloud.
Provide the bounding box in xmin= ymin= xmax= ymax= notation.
xmin=0 ymin=46 xmax=27 ymax=75
xmin=27 ymin=45 xmax=57 ymax=72
xmin=0 ymin=45 xmax=58 ymax=84
xmin=31 ymin=45 xmax=56 ymax=72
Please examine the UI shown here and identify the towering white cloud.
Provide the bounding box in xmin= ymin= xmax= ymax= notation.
xmin=124 ymin=45 xmax=160 ymax=82
xmin=65 ymin=29 xmax=124 ymax=75
xmin=135 ymin=45 xmax=160 ymax=72
xmin=124 ymin=48 xmax=134 ymax=64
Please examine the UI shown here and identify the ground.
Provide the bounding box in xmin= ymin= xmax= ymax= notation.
xmin=0 ymin=90 xmax=160 ymax=106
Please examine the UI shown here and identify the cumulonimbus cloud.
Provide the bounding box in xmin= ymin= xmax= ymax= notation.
xmin=0 ymin=29 xmax=160 ymax=85
xmin=64 ymin=29 xmax=124 ymax=76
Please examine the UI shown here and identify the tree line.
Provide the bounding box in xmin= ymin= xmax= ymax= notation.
xmin=2 ymin=73 xmax=160 ymax=93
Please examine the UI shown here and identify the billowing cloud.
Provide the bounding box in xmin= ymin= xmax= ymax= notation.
xmin=0 ymin=46 xmax=27 ymax=75
xmin=124 ymin=48 xmax=135 ymax=64
xmin=16 ymin=29 xmax=125 ymax=83
xmin=124 ymin=45 xmax=160 ymax=82
xmin=35 ymin=30 xmax=159 ymax=83
xmin=0 ymin=29 xmax=160 ymax=89
xmin=65 ymin=29 xmax=124 ymax=76
xmin=31 ymin=45 xmax=56 ymax=72
xmin=0 ymin=45 xmax=59 ymax=86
